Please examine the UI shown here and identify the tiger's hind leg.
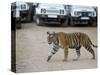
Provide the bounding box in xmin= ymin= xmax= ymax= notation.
xmin=73 ymin=46 xmax=81 ymax=61
xmin=84 ymin=45 xmax=95 ymax=59
xmin=63 ymin=47 xmax=68 ymax=62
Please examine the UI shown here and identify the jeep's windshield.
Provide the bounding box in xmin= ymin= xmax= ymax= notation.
xmin=39 ymin=3 xmax=64 ymax=9
xmin=70 ymin=5 xmax=95 ymax=12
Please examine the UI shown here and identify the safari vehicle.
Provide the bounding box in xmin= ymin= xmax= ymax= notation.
xmin=11 ymin=1 xmax=31 ymax=22
xmin=11 ymin=1 xmax=31 ymax=29
xmin=34 ymin=3 xmax=68 ymax=26
xmin=68 ymin=5 xmax=97 ymax=26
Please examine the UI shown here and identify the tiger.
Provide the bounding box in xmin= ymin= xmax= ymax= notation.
xmin=47 ymin=31 xmax=97 ymax=62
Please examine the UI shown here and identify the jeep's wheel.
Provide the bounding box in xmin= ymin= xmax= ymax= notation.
xmin=33 ymin=16 xmax=36 ymax=22
xmin=91 ymin=22 xmax=97 ymax=27
xmin=70 ymin=19 xmax=74 ymax=26
xmin=36 ymin=17 xmax=40 ymax=25
xmin=36 ymin=17 xmax=43 ymax=26
xmin=62 ymin=20 xmax=68 ymax=27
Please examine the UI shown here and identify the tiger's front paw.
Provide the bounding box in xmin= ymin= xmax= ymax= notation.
xmin=63 ymin=59 xmax=67 ymax=62
xmin=73 ymin=59 xmax=78 ymax=61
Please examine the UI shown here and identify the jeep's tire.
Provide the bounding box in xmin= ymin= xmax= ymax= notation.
xmin=91 ymin=22 xmax=97 ymax=27
xmin=36 ymin=17 xmax=42 ymax=26
xmin=36 ymin=17 xmax=41 ymax=25
xmin=16 ymin=18 xmax=22 ymax=29
xmin=70 ymin=18 xmax=74 ymax=26
xmin=62 ymin=19 xmax=68 ymax=27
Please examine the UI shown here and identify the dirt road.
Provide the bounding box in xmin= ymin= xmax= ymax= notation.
xmin=16 ymin=23 xmax=97 ymax=73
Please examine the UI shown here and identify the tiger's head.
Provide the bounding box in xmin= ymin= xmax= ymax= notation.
xmin=47 ymin=32 xmax=58 ymax=45
xmin=47 ymin=32 xmax=59 ymax=62
xmin=47 ymin=31 xmax=57 ymax=45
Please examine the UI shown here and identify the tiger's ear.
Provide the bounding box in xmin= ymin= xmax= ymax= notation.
xmin=52 ymin=32 xmax=55 ymax=35
xmin=47 ymin=31 xmax=50 ymax=35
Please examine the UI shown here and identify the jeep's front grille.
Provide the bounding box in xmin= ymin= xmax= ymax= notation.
xmin=41 ymin=9 xmax=46 ymax=13
xmin=60 ymin=10 xmax=64 ymax=14
xmin=76 ymin=12 xmax=93 ymax=17
xmin=21 ymin=5 xmax=26 ymax=9
xmin=81 ymin=12 xmax=89 ymax=16
xmin=46 ymin=10 xmax=59 ymax=14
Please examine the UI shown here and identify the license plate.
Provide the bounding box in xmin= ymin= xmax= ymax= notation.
xmin=81 ymin=17 xmax=89 ymax=20
xmin=81 ymin=22 xmax=88 ymax=24
xmin=48 ymin=15 xmax=57 ymax=18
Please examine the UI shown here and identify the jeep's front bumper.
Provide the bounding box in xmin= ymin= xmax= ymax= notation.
xmin=37 ymin=14 xmax=66 ymax=18
xmin=71 ymin=16 xmax=97 ymax=24
xmin=36 ymin=14 xmax=67 ymax=24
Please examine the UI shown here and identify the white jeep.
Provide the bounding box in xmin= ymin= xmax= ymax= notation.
xmin=35 ymin=3 xmax=68 ymax=26
xmin=11 ymin=1 xmax=30 ymax=22
xmin=69 ymin=5 xmax=97 ymax=26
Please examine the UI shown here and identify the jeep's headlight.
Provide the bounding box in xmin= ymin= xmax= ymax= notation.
xmin=74 ymin=11 xmax=81 ymax=16
xmin=60 ymin=10 xmax=64 ymax=14
xmin=21 ymin=5 xmax=26 ymax=9
xmin=41 ymin=8 xmax=46 ymax=13
xmin=74 ymin=12 xmax=77 ymax=15
xmin=89 ymin=12 xmax=96 ymax=17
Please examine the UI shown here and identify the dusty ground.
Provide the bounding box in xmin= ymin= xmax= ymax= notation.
xmin=16 ymin=23 xmax=97 ymax=73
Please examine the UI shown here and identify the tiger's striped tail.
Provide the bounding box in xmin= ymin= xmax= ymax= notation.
xmin=92 ymin=43 xmax=98 ymax=48
xmin=89 ymin=39 xmax=97 ymax=48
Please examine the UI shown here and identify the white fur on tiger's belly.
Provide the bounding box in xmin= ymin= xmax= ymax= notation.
xmin=48 ymin=43 xmax=54 ymax=56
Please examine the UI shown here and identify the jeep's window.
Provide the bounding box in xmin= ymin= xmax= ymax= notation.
xmin=71 ymin=5 xmax=95 ymax=12
xmin=21 ymin=5 xmax=26 ymax=9
xmin=39 ymin=3 xmax=64 ymax=9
